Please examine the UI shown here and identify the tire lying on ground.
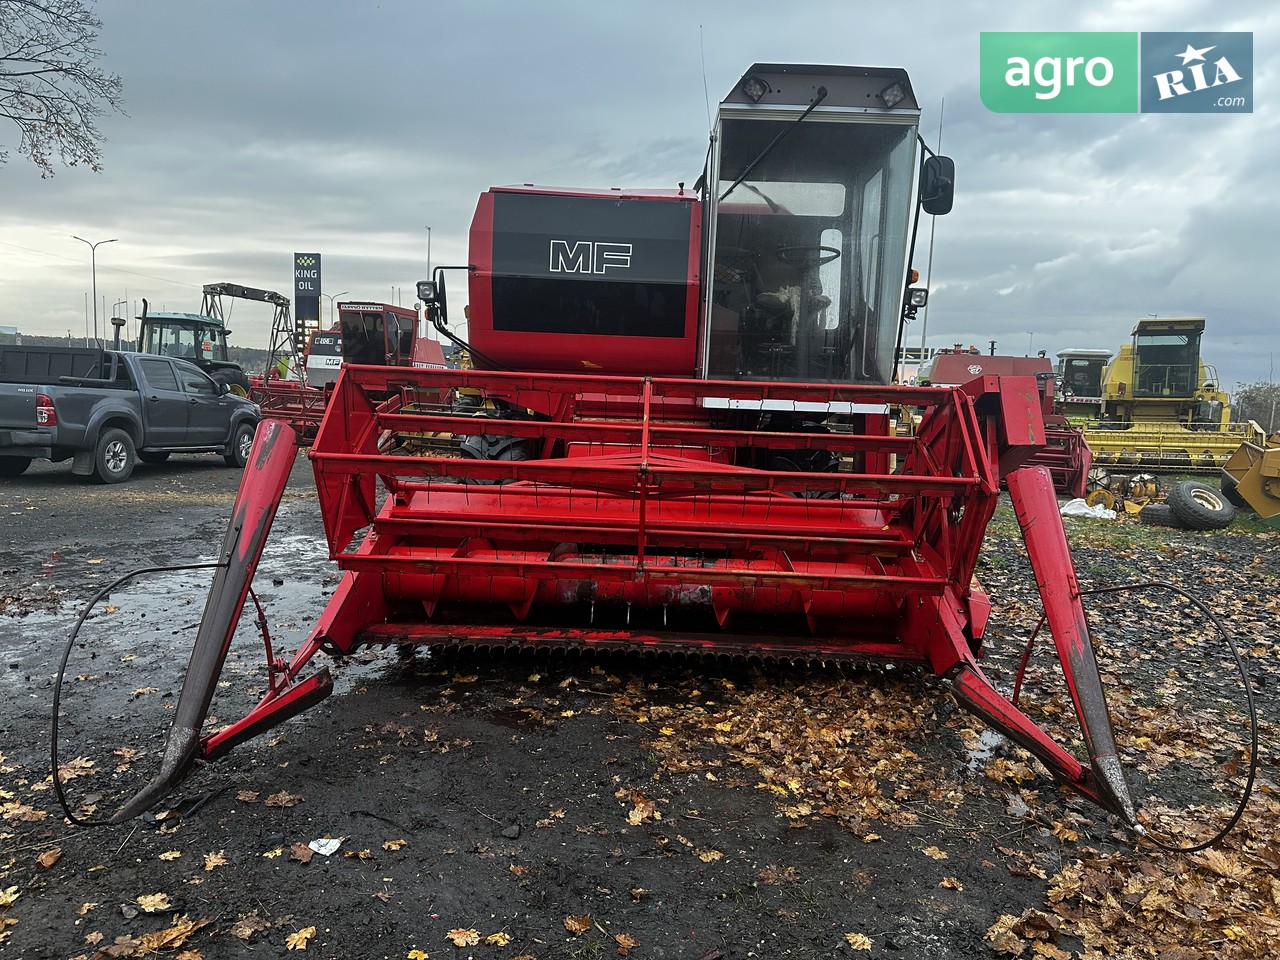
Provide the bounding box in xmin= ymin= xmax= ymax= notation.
xmin=1220 ymin=469 xmax=1249 ymax=510
xmin=1137 ymin=503 xmax=1181 ymax=527
xmin=1167 ymin=479 xmax=1236 ymax=530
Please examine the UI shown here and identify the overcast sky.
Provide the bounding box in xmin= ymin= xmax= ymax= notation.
xmin=2 ymin=1 xmax=1275 ymax=387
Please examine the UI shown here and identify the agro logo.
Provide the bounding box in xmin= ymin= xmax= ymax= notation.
xmin=967 ymin=364 xmax=983 ymax=376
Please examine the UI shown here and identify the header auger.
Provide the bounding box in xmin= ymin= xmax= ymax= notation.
xmin=74 ymin=63 xmax=1147 ymax=829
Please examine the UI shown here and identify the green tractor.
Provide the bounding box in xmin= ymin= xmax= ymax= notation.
xmin=137 ymin=298 xmax=252 ymax=395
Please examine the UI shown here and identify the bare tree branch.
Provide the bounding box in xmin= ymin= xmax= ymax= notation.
xmin=0 ymin=0 xmax=125 ymax=176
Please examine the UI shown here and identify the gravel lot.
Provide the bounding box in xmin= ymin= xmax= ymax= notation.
xmin=1 ymin=454 xmax=1276 ymax=960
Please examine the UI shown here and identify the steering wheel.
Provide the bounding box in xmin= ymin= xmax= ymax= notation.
xmin=776 ymin=245 xmax=841 ymax=265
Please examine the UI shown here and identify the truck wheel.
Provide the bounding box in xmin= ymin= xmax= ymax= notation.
xmin=0 ymin=456 xmax=32 ymax=478
xmin=138 ymin=451 xmax=170 ymax=465
xmin=1167 ymin=479 xmax=1236 ymax=530
xmin=1137 ymin=503 xmax=1180 ymax=527
xmin=94 ymin=428 xmax=136 ymax=484
xmin=213 ymin=368 xmax=251 ymax=397
xmin=1219 ymin=470 xmax=1249 ymax=510
xmin=224 ymin=422 xmax=256 ymax=467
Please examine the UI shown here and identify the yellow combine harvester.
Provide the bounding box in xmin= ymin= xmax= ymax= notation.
xmin=1081 ymin=317 xmax=1264 ymax=473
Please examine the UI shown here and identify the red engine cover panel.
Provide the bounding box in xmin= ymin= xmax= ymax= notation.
xmin=468 ymin=186 xmax=701 ymax=375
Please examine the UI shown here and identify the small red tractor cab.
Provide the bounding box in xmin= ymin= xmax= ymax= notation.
xmin=919 ymin=347 xmax=1092 ymax=499
xmin=136 ymin=301 xmax=251 ymax=395
xmin=305 ymin=301 xmax=445 ymax=390
xmin=99 ymin=63 xmax=1151 ymax=830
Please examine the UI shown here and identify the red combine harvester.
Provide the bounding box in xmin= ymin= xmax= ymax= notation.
xmin=919 ymin=347 xmax=1093 ymax=499
xmin=107 ymin=63 xmax=1141 ymax=827
xmin=253 ymin=299 xmax=447 ymax=441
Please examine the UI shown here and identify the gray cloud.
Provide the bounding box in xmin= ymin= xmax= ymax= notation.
xmin=1 ymin=0 xmax=1274 ymax=389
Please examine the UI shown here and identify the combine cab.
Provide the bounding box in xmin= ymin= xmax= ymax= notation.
xmin=104 ymin=64 xmax=1142 ymax=829
xmin=1084 ymin=318 xmax=1264 ymax=472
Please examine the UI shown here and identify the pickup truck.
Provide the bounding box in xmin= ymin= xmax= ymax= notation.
xmin=0 ymin=345 xmax=261 ymax=483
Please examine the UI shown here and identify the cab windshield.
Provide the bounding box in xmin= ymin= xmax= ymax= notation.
xmin=706 ymin=116 xmax=917 ymax=384
xmin=1133 ymin=331 xmax=1200 ymax=397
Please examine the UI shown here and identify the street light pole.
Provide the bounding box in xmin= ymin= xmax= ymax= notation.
xmin=321 ymin=291 xmax=348 ymax=326
xmin=72 ymin=236 xmax=118 ymax=345
xmin=425 ymin=225 xmax=432 ymax=279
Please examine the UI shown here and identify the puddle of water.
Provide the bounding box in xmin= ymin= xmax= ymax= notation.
xmin=1 ymin=527 xmax=338 ymax=690
xmin=965 ymin=727 xmax=1006 ymax=770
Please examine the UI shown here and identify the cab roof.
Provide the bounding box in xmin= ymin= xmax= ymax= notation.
xmin=139 ymin=312 xmax=226 ymax=326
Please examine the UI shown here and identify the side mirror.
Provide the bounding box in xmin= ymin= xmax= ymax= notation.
xmin=218 ymin=382 xmax=230 ymax=395
xmin=919 ymin=155 xmax=955 ymax=216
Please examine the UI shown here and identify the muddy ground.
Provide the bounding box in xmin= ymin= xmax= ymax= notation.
xmin=1 ymin=455 xmax=1277 ymax=960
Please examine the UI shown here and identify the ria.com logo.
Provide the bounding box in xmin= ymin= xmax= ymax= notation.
xmin=980 ymin=32 xmax=1252 ymax=113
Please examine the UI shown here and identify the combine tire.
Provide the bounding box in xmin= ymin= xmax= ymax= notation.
xmin=0 ymin=456 xmax=32 ymax=478
xmin=1137 ymin=503 xmax=1180 ymax=528
xmin=212 ymin=368 xmax=252 ymax=397
xmin=1167 ymin=479 xmax=1236 ymax=531
xmin=93 ymin=428 xmax=136 ymax=484
xmin=1220 ymin=470 xmax=1249 ymax=510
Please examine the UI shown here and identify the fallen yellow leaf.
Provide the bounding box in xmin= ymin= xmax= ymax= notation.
xmin=138 ymin=915 xmax=208 ymax=951
xmin=137 ymin=892 xmax=173 ymax=913
xmin=57 ymin=757 xmax=96 ymax=781
xmin=485 ymin=932 xmax=511 ymax=945
xmin=35 ymin=847 xmax=61 ymax=869
xmin=286 ymin=926 xmax=316 ymax=950
xmin=408 ymin=950 xmax=428 ymax=960
xmin=564 ymin=915 xmax=592 ymax=935
xmin=158 ymin=850 xmax=182 ymax=861
xmin=382 ymin=839 xmax=407 ymax=851
xmin=844 ymin=932 xmax=873 ymax=950
xmin=921 ymin=845 xmax=948 ymax=860
xmin=203 ymin=851 xmax=228 ymax=871
xmin=446 ymin=928 xmax=480 ymax=946
xmin=230 ymin=911 xmax=272 ymax=940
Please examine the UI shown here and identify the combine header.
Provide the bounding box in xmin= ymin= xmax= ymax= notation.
xmin=100 ymin=63 xmax=1144 ymax=828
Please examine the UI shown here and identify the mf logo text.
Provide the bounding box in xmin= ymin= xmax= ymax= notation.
xmin=549 ymin=240 xmax=633 ymax=274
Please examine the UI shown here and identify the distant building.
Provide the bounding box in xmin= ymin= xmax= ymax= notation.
xmin=0 ymin=325 xmax=18 ymax=337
